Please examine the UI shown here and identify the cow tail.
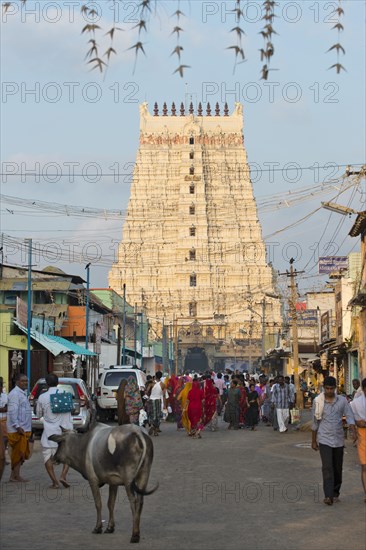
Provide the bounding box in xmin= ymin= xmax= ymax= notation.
xmin=131 ymin=479 xmax=159 ymax=496
xmin=131 ymin=431 xmax=159 ymax=496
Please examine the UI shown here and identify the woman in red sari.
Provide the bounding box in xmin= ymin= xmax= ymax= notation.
xmin=166 ymin=374 xmax=178 ymax=417
xmin=186 ymin=380 xmax=204 ymax=438
xmin=238 ymin=378 xmax=249 ymax=428
xmin=203 ymin=377 xmax=219 ymax=431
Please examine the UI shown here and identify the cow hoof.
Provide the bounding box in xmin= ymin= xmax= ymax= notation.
xmin=104 ymin=527 xmax=115 ymax=534
xmin=130 ymin=535 xmax=140 ymax=543
xmin=92 ymin=527 xmax=103 ymax=534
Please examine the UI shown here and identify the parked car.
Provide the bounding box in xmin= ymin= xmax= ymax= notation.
xmin=96 ymin=366 xmax=146 ymax=422
xmin=29 ymin=377 xmax=94 ymax=434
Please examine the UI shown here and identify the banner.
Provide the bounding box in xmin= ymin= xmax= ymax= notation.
xmin=16 ymin=297 xmax=28 ymax=327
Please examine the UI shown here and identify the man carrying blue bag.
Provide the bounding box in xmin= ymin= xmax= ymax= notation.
xmin=36 ymin=373 xmax=73 ymax=488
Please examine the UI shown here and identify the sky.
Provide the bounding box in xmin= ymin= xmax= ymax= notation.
xmin=1 ymin=0 xmax=365 ymax=298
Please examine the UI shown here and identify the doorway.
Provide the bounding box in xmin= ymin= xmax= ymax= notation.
xmin=184 ymin=347 xmax=209 ymax=373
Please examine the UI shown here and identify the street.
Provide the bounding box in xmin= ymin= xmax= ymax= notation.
xmin=1 ymin=417 xmax=365 ymax=550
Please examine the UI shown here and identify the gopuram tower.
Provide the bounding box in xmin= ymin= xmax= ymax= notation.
xmin=109 ymin=101 xmax=282 ymax=371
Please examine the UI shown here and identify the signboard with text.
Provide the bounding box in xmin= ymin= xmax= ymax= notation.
xmin=319 ymin=256 xmax=348 ymax=274
xmin=288 ymin=309 xmax=318 ymax=326
xmin=321 ymin=311 xmax=330 ymax=343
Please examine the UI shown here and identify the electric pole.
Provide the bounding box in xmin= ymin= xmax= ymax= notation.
xmin=122 ymin=283 xmax=126 ymax=365
xmin=174 ymin=315 xmax=179 ymax=375
xmin=279 ymin=259 xmax=304 ymax=408
xmin=26 ymin=238 xmax=32 ymax=393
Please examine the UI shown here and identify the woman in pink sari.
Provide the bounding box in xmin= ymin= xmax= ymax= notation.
xmin=186 ymin=380 xmax=204 ymax=438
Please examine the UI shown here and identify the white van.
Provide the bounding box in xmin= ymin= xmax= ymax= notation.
xmin=96 ymin=366 xmax=146 ymax=421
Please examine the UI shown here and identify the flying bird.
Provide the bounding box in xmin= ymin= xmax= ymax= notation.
xmin=170 ymin=45 xmax=184 ymax=59
xmin=82 ymin=24 xmax=101 ymax=34
xmin=172 ymin=9 xmax=185 ymax=18
xmin=226 ymin=45 xmax=245 ymax=60
xmin=140 ymin=0 xmax=151 ymax=12
xmin=127 ymin=42 xmax=146 ymax=55
xmin=104 ymin=47 xmax=117 ymax=60
xmin=230 ymin=26 xmax=246 ymax=38
xmin=105 ymin=27 xmax=123 ymax=40
xmin=171 ymin=26 xmax=184 ymax=37
xmin=173 ymin=65 xmax=191 ymax=78
xmin=133 ymin=20 xmax=147 ymax=34
xmin=261 ymin=64 xmax=278 ymax=80
xmin=85 ymin=39 xmax=98 ymax=59
xmin=327 ymin=43 xmax=345 ymax=55
xmin=262 ymin=13 xmax=277 ymax=22
xmin=127 ymin=42 xmax=146 ymax=74
xmin=88 ymin=58 xmax=107 ymax=72
xmin=328 ymin=63 xmax=346 ymax=74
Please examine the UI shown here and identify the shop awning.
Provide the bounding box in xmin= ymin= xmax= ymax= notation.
xmin=14 ymin=321 xmax=96 ymax=357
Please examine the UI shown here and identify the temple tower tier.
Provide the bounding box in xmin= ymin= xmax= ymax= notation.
xmin=109 ymin=102 xmax=282 ymax=371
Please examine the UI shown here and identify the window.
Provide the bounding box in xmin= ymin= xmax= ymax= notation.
xmin=189 ymin=249 xmax=196 ymax=260
xmin=190 ymin=226 xmax=196 ymax=236
xmin=189 ymin=137 xmax=194 ymax=145
xmin=189 ymin=184 xmax=195 ymax=194
xmin=4 ymin=294 xmax=17 ymax=305
xmin=189 ymin=166 xmax=195 ymax=175
xmin=189 ymin=302 xmax=197 ymax=317
xmin=190 ymin=274 xmax=197 ymax=287
xmin=189 ymin=204 xmax=195 ymax=215
xmin=189 ymin=151 xmax=194 ymax=160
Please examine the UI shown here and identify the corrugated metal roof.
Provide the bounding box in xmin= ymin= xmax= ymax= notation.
xmin=14 ymin=321 xmax=96 ymax=357
xmin=1 ymin=264 xmax=85 ymax=284
xmin=0 ymin=280 xmax=71 ymax=291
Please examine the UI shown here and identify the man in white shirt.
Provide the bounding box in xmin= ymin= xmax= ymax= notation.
xmin=7 ymin=373 xmax=32 ymax=482
xmin=352 ymin=379 xmax=363 ymax=400
xmin=351 ymin=378 xmax=366 ymax=502
xmin=214 ymin=373 xmax=226 ymax=396
xmin=147 ymin=371 xmax=166 ymax=436
xmin=0 ymin=377 xmax=7 ymax=481
xmin=36 ymin=373 xmax=72 ymax=488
